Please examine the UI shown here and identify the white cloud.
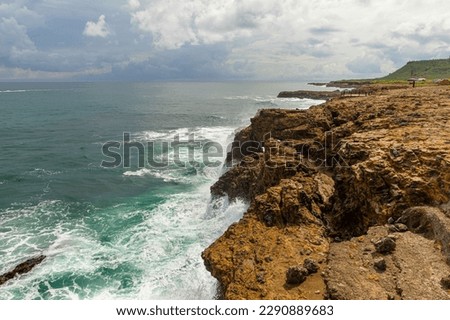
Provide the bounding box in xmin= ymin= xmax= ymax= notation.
xmin=0 ymin=3 xmax=44 ymax=28
xmin=128 ymin=0 xmax=141 ymax=10
xmin=83 ymin=15 xmax=110 ymax=38
xmin=128 ymin=0 xmax=450 ymax=79
xmin=1 ymin=0 xmax=449 ymax=80
xmin=0 ymin=17 xmax=36 ymax=59
xmin=130 ymin=0 xmax=280 ymax=49
xmin=131 ymin=1 xmax=198 ymax=49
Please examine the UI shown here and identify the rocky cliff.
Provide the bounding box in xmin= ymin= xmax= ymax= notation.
xmin=202 ymin=85 xmax=450 ymax=300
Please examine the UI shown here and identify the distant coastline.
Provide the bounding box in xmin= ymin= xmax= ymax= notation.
xmin=308 ymin=80 xmax=373 ymax=88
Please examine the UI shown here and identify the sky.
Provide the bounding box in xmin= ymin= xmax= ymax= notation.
xmin=0 ymin=0 xmax=449 ymax=81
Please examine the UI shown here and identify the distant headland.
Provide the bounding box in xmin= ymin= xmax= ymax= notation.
xmin=309 ymin=58 xmax=450 ymax=88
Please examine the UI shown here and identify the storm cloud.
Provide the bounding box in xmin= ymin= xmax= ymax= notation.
xmin=0 ymin=0 xmax=449 ymax=80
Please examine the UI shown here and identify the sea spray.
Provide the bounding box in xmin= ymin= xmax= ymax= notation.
xmin=0 ymin=81 xmax=323 ymax=299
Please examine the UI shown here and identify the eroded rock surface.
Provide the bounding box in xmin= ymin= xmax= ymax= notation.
xmin=325 ymin=226 xmax=450 ymax=300
xmin=202 ymin=86 xmax=450 ymax=300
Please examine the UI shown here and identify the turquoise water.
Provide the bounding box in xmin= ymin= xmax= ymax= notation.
xmin=0 ymin=82 xmax=324 ymax=299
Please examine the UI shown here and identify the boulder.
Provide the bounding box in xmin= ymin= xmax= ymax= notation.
xmin=374 ymin=237 xmax=396 ymax=254
xmin=286 ymin=266 xmax=309 ymax=285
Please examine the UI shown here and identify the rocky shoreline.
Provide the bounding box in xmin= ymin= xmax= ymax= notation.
xmin=202 ymin=85 xmax=450 ymax=299
xmin=277 ymin=90 xmax=341 ymax=100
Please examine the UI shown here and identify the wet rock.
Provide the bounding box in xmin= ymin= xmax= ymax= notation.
xmin=374 ymin=237 xmax=396 ymax=254
xmin=286 ymin=266 xmax=309 ymax=285
xmin=303 ymin=259 xmax=319 ymax=274
xmin=0 ymin=255 xmax=45 ymax=286
xmin=374 ymin=258 xmax=387 ymax=271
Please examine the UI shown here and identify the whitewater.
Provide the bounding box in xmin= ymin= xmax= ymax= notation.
xmin=0 ymin=82 xmax=327 ymax=299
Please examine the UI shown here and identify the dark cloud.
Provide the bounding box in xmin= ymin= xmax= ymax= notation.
xmin=104 ymin=43 xmax=240 ymax=81
xmin=309 ymin=26 xmax=341 ymax=35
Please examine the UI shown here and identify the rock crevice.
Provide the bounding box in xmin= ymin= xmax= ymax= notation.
xmin=202 ymin=86 xmax=450 ymax=300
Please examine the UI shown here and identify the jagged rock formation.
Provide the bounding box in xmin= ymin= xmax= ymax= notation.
xmin=0 ymin=255 xmax=45 ymax=286
xmin=202 ymin=86 xmax=450 ymax=300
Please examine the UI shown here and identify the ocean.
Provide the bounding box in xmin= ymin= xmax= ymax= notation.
xmin=0 ymin=82 xmax=326 ymax=299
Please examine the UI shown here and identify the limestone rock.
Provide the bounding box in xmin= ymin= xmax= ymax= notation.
xmin=394 ymin=223 xmax=408 ymax=232
xmin=325 ymin=226 xmax=450 ymax=299
xmin=374 ymin=237 xmax=396 ymax=254
xmin=374 ymin=258 xmax=387 ymax=272
xmin=303 ymin=259 xmax=319 ymax=274
xmin=441 ymin=276 xmax=450 ymax=290
xmin=286 ymin=266 xmax=309 ymax=285
xmin=203 ymin=86 xmax=450 ymax=300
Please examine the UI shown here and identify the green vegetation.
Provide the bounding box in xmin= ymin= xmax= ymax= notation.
xmin=380 ymin=58 xmax=450 ymax=80
xmin=327 ymin=58 xmax=450 ymax=87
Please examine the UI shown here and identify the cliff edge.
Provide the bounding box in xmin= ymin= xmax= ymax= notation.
xmin=202 ymin=85 xmax=450 ymax=299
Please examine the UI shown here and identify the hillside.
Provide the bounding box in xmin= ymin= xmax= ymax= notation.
xmin=381 ymin=58 xmax=450 ymax=80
